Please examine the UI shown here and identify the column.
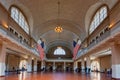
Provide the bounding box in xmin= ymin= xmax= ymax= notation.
xmin=41 ymin=60 xmax=45 ymax=70
xmin=81 ymin=59 xmax=85 ymax=72
xmin=0 ymin=42 xmax=6 ymax=76
xmin=74 ymin=61 xmax=78 ymax=72
xmin=53 ymin=62 xmax=56 ymax=71
xmin=34 ymin=59 xmax=37 ymax=72
xmin=111 ymin=43 xmax=120 ymax=79
xmin=86 ymin=56 xmax=91 ymax=73
xmin=64 ymin=62 xmax=66 ymax=71
xmin=27 ymin=56 xmax=32 ymax=72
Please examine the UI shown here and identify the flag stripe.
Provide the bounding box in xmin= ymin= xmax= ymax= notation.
xmin=37 ymin=44 xmax=45 ymax=60
xmin=73 ymin=44 xmax=80 ymax=60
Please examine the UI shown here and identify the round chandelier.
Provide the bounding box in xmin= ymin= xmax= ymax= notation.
xmin=54 ymin=1 xmax=63 ymax=33
xmin=54 ymin=26 xmax=63 ymax=33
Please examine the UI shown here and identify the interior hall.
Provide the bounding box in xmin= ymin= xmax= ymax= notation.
xmin=0 ymin=0 xmax=120 ymax=80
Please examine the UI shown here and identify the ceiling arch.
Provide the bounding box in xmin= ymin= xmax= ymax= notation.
xmin=41 ymin=29 xmax=79 ymax=52
xmin=46 ymin=40 xmax=73 ymax=53
xmin=32 ymin=19 xmax=83 ymax=41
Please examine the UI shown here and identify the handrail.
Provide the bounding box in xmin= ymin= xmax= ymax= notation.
xmin=87 ymin=30 xmax=110 ymax=50
xmin=76 ymin=21 xmax=120 ymax=59
xmin=76 ymin=29 xmax=110 ymax=58
xmin=0 ymin=25 xmax=39 ymax=56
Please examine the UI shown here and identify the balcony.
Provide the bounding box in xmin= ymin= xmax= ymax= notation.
xmin=76 ymin=20 xmax=120 ymax=59
xmin=76 ymin=48 xmax=88 ymax=59
xmin=87 ymin=30 xmax=110 ymax=50
xmin=0 ymin=25 xmax=39 ymax=56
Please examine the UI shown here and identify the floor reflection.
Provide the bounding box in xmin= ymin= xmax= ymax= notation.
xmin=91 ymin=72 xmax=101 ymax=80
xmin=18 ymin=71 xmax=27 ymax=80
xmin=0 ymin=72 xmax=111 ymax=80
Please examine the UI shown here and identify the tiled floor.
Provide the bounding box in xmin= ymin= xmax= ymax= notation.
xmin=0 ymin=72 xmax=112 ymax=80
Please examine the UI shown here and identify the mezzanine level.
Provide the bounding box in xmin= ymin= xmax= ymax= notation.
xmin=76 ymin=20 xmax=120 ymax=59
xmin=0 ymin=24 xmax=39 ymax=57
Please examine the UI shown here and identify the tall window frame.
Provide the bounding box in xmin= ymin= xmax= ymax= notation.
xmin=89 ymin=6 xmax=108 ymax=34
xmin=10 ymin=6 xmax=29 ymax=34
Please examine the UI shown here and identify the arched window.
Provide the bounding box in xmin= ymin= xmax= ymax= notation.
xmin=54 ymin=47 xmax=66 ymax=55
xmin=89 ymin=6 xmax=107 ymax=34
xmin=10 ymin=6 xmax=29 ymax=34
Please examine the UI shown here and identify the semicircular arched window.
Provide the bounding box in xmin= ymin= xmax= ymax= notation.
xmin=54 ymin=47 xmax=66 ymax=55
xmin=10 ymin=6 xmax=29 ymax=34
xmin=89 ymin=6 xmax=108 ymax=34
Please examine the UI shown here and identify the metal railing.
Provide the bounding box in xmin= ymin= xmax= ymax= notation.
xmin=0 ymin=25 xmax=39 ymax=56
xmin=76 ymin=48 xmax=88 ymax=58
xmin=0 ymin=25 xmax=7 ymax=35
xmin=31 ymin=48 xmax=39 ymax=56
xmin=76 ymin=21 xmax=120 ymax=59
xmin=87 ymin=30 xmax=110 ymax=50
xmin=76 ymin=30 xmax=110 ymax=58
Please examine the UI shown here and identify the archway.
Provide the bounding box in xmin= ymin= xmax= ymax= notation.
xmin=91 ymin=61 xmax=100 ymax=72
xmin=19 ymin=60 xmax=27 ymax=70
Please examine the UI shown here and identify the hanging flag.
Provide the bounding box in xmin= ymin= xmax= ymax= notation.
xmin=37 ymin=40 xmax=45 ymax=61
xmin=41 ymin=41 xmax=44 ymax=48
xmin=73 ymin=40 xmax=81 ymax=60
xmin=73 ymin=40 xmax=77 ymax=47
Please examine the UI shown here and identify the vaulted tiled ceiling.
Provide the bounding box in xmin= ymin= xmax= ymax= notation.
xmin=0 ymin=0 xmax=118 ymax=51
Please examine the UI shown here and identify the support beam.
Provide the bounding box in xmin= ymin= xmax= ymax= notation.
xmin=64 ymin=62 xmax=66 ymax=71
xmin=81 ymin=59 xmax=85 ymax=73
xmin=41 ymin=60 xmax=45 ymax=71
xmin=86 ymin=56 xmax=91 ymax=73
xmin=27 ymin=56 xmax=32 ymax=72
xmin=53 ymin=62 xmax=56 ymax=71
xmin=74 ymin=61 xmax=78 ymax=72
xmin=111 ymin=43 xmax=120 ymax=79
xmin=0 ymin=42 xmax=6 ymax=76
xmin=34 ymin=59 xmax=37 ymax=72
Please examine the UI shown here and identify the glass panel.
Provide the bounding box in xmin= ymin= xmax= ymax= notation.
xmin=54 ymin=47 xmax=66 ymax=55
xmin=11 ymin=7 xmax=29 ymax=34
xmin=89 ymin=6 xmax=107 ymax=34
xmin=89 ymin=21 xmax=95 ymax=34
xmin=95 ymin=12 xmax=100 ymax=27
xmin=11 ymin=7 xmax=16 ymax=18
xmin=14 ymin=9 xmax=19 ymax=23
xmin=103 ymin=7 xmax=107 ymax=18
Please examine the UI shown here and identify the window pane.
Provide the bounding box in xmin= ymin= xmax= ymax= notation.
xmin=14 ymin=9 xmax=19 ymax=22
xmin=89 ymin=6 xmax=107 ymax=34
xmin=54 ymin=47 xmax=66 ymax=55
xmin=103 ymin=7 xmax=107 ymax=18
xmin=11 ymin=7 xmax=29 ymax=34
xmin=89 ymin=21 xmax=95 ymax=34
xmin=11 ymin=8 xmax=16 ymax=18
xmin=95 ymin=12 xmax=100 ymax=27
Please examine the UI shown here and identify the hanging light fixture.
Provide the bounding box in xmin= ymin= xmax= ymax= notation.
xmin=54 ymin=1 xmax=63 ymax=33
xmin=54 ymin=26 xmax=63 ymax=33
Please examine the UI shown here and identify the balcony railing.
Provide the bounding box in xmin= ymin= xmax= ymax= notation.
xmin=76 ymin=30 xmax=110 ymax=59
xmin=87 ymin=30 xmax=110 ymax=50
xmin=31 ymin=48 xmax=39 ymax=56
xmin=76 ymin=31 xmax=110 ymax=59
xmin=0 ymin=25 xmax=39 ymax=56
xmin=76 ymin=21 xmax=120 ymax=59
xmin=76 ymin=48 xmax=88 ymax=58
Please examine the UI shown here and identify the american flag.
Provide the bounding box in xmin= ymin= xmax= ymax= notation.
xmin=73 ymin=40 xmax=81 ymax=60
xmin=37 ymin=43 xmax=44 ymax=61
xmin=73 ymin=40 xmax=77 ymax=47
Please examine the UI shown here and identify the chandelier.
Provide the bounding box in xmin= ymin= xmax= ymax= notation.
xmin=54 ymin=1 xmax=63 ymax=33
xmin=54 ymin=26 xmax=63 ymax=33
